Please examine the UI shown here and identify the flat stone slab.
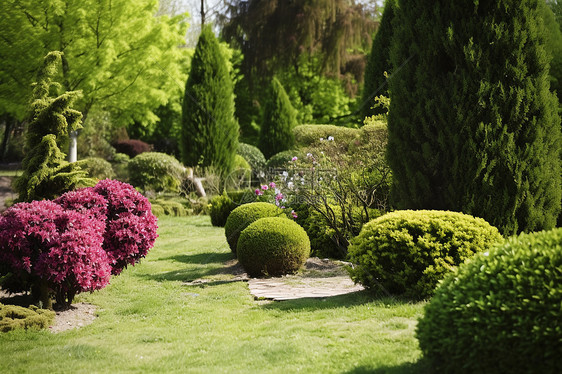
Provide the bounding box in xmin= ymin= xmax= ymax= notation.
xmin=248 ymin=275 xmax=364 ymax=301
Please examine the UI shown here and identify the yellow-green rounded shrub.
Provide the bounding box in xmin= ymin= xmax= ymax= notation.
xmin=0 ymin=304 xmax=55 ymax=332
xmin=237 ymin=217 xmax=310 ymax=277
xmin=224 ymin=202 xmax=283 ymax=254
xmin=347 ymin=210 xmax=503 ymax=299
xmin=417 ymin=228 xmax=562 ymax=374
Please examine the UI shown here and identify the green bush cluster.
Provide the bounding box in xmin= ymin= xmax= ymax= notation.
xmin=81 ymin=157 xmax=115 ymax=180
xmin=347 ymin=210 xmax=503 ymax=299
xmin=0 ymin=303 xmax=55 ymax=332
xmin=265 ymin=150 xmax=300 ymax=169
xmin=237 ymin=143 xmax=266 ymax=171
xmin=128 ymin=152 xmax=185 ymax=193
xmin=209 ymin=192 xmax=237 ymax=227
xmin=417 ymin=228 xmax=562 ymax=374
xmin=224 ymin=202 xmax=284 ymax=254
xmin=150 ymin=198 xmax=189 ymax=217
xmin=293 ymin=124 xmax=358 ymax=148
xmin=237 ymin=217 xmax=310 ymax=277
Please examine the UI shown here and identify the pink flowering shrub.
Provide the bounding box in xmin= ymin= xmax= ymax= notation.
xmin=93 ymin=179 xmax=158 ymax=275
xmin=0 ymin=201 xmax=111 ymax=307
xmin=54 ymin=187 xmax=108 ymax=231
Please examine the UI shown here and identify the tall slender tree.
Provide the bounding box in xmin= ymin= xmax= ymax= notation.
xmin=180 ymin=26 xmax=239 ymax=175
xmin=259 ymin=77 xmax=298 ymax=159
xmin=361 ymin=0 xmax=397 ymax=119
xmin=388 ymin=0 xmax=561 ymax=235
xmin=14 ymin=52 xmax=92 ymax=202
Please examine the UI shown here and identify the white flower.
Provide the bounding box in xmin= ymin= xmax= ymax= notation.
xmin=287 ymin=181 xmax=294 ymax=189
xmin=282 ymin=171 xmax=288 ymax=177
xmin=319 ymin=137 xmax=324 ymax=141
xmin=327 ymin=136 xmax=334 ymax=141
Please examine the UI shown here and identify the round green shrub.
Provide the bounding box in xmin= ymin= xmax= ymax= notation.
xmin=0 ymin=303 xmax=55 ymax=332
xmin=209 ymin=192 xmax=237 ymax=227
xmin=237 ymin=143 xmax=266 ymax=171
xmin=347 ymin=210 xmax=503 ymax=299
xmin=227 ymin=189 xmax=256 ymax=205
xmin=416 ymin=228 xmax=562 ymax=374
xmin=265 ymin=150 xmax=300 ymax=169
xmin=151 ymin=204 xmax=165 ymax=217
xmin=224 ymin=202 xmax=284 ymax=254
xmin=81 ymin=157 xmax=115 ymax=180
xmin=112 ymin=153 xmax=130 ymax=164
xmin=237 ymin=217 xmax=310 ymax=277
xmin=128 ymin=152 xmax=185 ymax=193
xmin=293 ymin=124 xmax=359 ymax=147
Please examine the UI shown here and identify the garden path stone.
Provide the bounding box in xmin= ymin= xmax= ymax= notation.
xmin=247 ymin=258 xmax=364 ymax=301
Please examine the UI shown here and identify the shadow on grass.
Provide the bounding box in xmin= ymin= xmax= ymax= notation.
xmin=346 ymin=359 xmax=431 ymax=374
xmin=259 ymin=291 xmax=408 ymax=312
xmin=159 ymin=251 xmax=234 ymax=265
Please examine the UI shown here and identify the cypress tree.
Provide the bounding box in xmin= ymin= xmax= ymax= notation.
xmin=14 ymin=51 xmax=91 ymax=202
xmin=388 ymin=0 xmax=561 ymax=235
xmin=258 ymin=77 xmax=297 ymax=159
xmin=180 ymin=26 xmax=239 ymax=175
xmin=361 ymin=0 xmax=397 ymax=119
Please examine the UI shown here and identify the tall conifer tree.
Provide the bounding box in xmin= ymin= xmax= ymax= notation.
xmin=180 ymin=26 xmax=239 ymax=175
xmin=361 ymin=0 xmax=396 ymax=119
xmin=258 ymin=78 xmax=297 ymax=159
xmin=388 ymin=0 xmax=561 ymax=235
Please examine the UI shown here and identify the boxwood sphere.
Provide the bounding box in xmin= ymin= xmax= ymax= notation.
xmin=224 ymin=202 xmax=283 ymax=254
xmin=237 ymin=217 xmax=311 ymax=277
xmin=416 ymin=228 xmax=562 ymax=374
xmin=347 ymin=210 xmax=503 ymax=299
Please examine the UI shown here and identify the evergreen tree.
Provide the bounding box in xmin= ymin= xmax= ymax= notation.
xmin=258 ymin=78 xmax=297 ymax=159
xmin=388 ymin=0 xmax=561 ymax=235
xmin=361 ymin=0 xmax=397 ymax=120
xmin=14 ymin=51 xmax=92 ymax=202
xmin=542 ymin=2 xmax=562 ymax=108
xmin=180 ymin=26 xmax=239 ymax=175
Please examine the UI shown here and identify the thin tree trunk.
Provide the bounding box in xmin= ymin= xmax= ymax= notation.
xmin=0 ymin=115 xmax=14 ymax=162
xmin=201 ymin=0 xmax=205 ymax=26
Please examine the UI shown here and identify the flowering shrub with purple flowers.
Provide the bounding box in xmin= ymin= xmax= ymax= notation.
xmin=0 ymin=179 xmax=158 ymax=308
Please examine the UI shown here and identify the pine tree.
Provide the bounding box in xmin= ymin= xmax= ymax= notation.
xmin=14 ymin=52 xmax=92 ymax=202
xmin=180 ymin=26 xmax=239 ymax=175
xmin=258 ymin=78 xmax=297 ymax=159
xmin=361 ymin=0 xmax=397 ymax=119
xmin=388 ymin=0 xmax=561 ymax=235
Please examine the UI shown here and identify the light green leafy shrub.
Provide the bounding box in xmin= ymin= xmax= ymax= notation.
xmin=265 ymin=150 xmax=301 ymax=169
xmin=150 ymin=199 xmax=188 ymax=217
xmin=237 ymin=217 xmax=310 ymax=277
xmin=128 ymin=152 xmax=185 ymax=193
xmin=0 ymin=303 xmax=55 ymax=332
xmin=81 ymin=157 xmax=115 ymax=180
xmin=237 ymin=142 xmax=266 ymax=171
xmin=209 ymin=192 xmax=237 ymax=227
xmin=347 ymin=210 xmax=503 ymax=299
xmin=224 ymin=202 xmax=284 ymax=254
xmin=416 ymin=228 xmax=562 ymax=374
xmin=293 ymin=124 xmax=359 ymax=148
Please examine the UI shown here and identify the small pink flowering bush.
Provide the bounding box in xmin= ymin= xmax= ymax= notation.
xmin=0 ymin=179 xmax=158 ymax=308
xmin=0 ymin=201 xmax=111 ymax=307
xmin=92 ymin=179 xmax=158 ymax=275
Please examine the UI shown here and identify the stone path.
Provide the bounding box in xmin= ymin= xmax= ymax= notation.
xmin=0 ymin=176 xmax=16 ymax=212
xmin=247 ymin=258 xmax=364 ymax=301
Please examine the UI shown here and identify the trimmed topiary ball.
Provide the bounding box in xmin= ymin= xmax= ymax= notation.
xmin=347 ymin=210 xmax=503 ymax=299
xmin=237 ymin=142 xmax=266 ymax=171
xmin=416 ymin=228 xmax=562 ymax=374
xmin=224 ymin=202 xmax=283 ymax=254
xmin=209 ymin=192 xmax=237 ymax=227
xmin=128 ymin=152 xmax=185 ymax=193
xmin=237 ymin=217 xmax=310 ymax=277
xmin=81 ymin=157 xmax=115 ymax=180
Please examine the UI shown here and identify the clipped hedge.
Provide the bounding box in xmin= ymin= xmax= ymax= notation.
xmin=81 ymin=157 xmax=115 ymax=180
xmin=237 ymin=143 xmax=266 ymax=171
xmin=237 ymin=217 xmax=310 ymax=277
xmin=347 ymin=210 xmax=503 ymax=299
xmin=293 ymin=124 xmax=359 ymax=147
xmin=209 ymin=192 xmax=237 ymax=227
xmin=0 ymin=304 xmax=55 ymax=332
xmin=417 ymin=228 xmax=562 ymax=374
xmin=224 ymin=202 xmax=284 ymax=254
xmin=128 ymin=152 xmax=185 ymax=193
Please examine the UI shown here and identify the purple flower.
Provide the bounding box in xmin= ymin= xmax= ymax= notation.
xmin=275 ymin=193 xmax=283 ymax=201
xmin=255 ymin=189 xmax=263 ymax=196
xmin=291 ymin=156 xmax=298 ymax=162
xmin=269 ymin=182 xmax=276 ymax=189
xmin=261 ymin=184 xmax=268 ymax=191
xmin=291 ymin=210 xmax=298 ymax=219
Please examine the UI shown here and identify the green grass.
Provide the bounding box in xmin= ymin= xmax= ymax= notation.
xmin=0 ymin=216 xmax=427 ymax=373
xmin=0 ymin=169 xmax=19 ymax=177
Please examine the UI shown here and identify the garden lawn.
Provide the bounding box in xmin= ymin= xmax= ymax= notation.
xmin=0 ymin=216 xmax=427 ymax=373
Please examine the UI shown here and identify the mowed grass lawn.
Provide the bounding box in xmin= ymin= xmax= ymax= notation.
xmin=0 ymin=216 xmax=427 ymax=373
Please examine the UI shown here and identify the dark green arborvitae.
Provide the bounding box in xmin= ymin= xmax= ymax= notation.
xmin=14 ymin=52 xmax=92 ymax=202
xmin=258 ymin=77 xmax=297 ymax=159
xmin=388 ymin=0 xmax=561 ymax=235
xmin=361 ymin=0 xmax=397 ymax=119
xmin=180 ymin=26 xmax=239 ymax=175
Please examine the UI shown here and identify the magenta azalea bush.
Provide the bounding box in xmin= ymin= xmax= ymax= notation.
xmin=0 ymin=180 xmax=158 ymax=308
xmin=92 ymin=179 xmax=158 ymax=275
